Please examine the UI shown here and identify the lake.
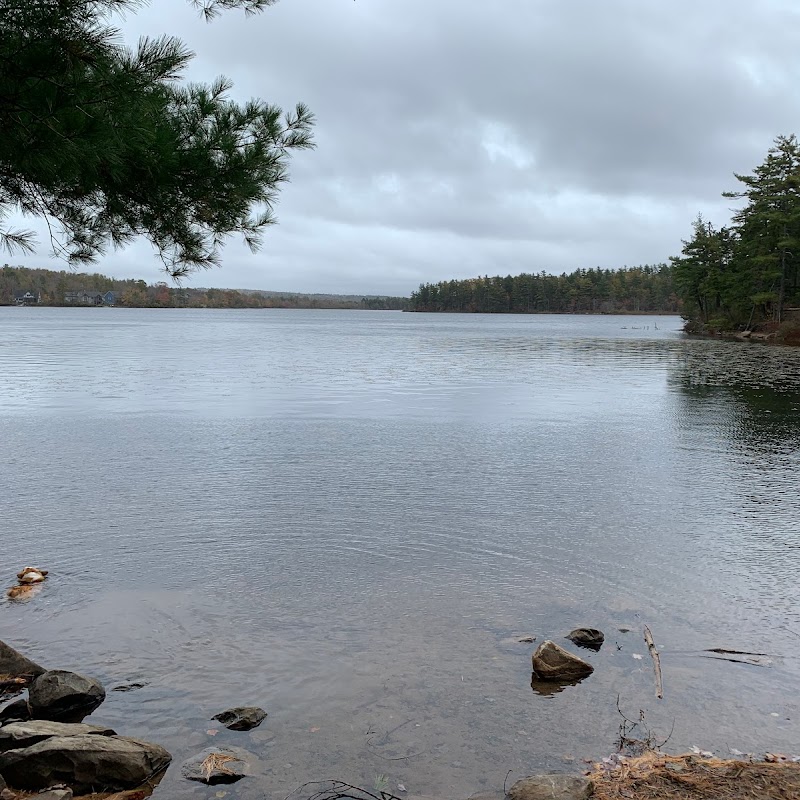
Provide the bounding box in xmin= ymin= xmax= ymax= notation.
xmin=1 ymin=308 xmax=799 ymax=799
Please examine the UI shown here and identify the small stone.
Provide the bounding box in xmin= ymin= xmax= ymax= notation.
xmin=565 ymin=628 xmax=605 ymax=651
xmin=111 ymin=682 xmax=148 ymax=693
xmin=506 ymin=774 xmax=593 ymax=800
xmin=181 ymin=747 xmax=252 ymax=785
xmin=532 ymin=641 xmax=594 ymax=682
xmin=28 ymin=671 xmax=105 ymax=723
xmin=212 ymin=706 xmax=267 ymax=731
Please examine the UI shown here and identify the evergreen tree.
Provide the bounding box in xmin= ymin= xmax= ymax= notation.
xmin=0 ymin=0 xmax=314 ymax=278
xmin=724 ymin=134 xmax=800 ymax=324
xmin=671 ymin=215 xmax=735 ymax=326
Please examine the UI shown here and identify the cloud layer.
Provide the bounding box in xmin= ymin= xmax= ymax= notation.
xmin=13 ymin=0 xmax=800 ymax=294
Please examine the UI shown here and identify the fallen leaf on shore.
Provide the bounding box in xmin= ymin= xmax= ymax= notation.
xmin=206 ymin=729 xmax=218 ymax=736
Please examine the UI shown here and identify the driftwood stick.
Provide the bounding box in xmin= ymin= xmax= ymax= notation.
xmin=643 ymin=625 xmax=663 ymax=700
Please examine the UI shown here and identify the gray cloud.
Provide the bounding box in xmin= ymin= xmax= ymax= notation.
xmin=12 ymin=0 xmax=800 ymax=293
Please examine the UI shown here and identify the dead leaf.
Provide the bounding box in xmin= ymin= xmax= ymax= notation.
xmin=310 ymin=726 xmax=320 ymax=733
xmin=201 ymin=752 xmax=241 ymax=779
xmin=206 ymin=729 xmax=218 ymax=736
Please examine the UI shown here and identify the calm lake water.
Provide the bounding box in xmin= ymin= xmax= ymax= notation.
xmin=1 ymin=308 xmax=799 ymax=798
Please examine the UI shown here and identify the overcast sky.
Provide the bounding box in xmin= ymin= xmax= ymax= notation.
xmin=13 ymin=0 xmax=800 ymax=294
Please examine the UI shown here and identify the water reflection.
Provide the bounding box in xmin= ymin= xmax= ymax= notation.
xmin=530 ymin=675 xmax=589 ymax=697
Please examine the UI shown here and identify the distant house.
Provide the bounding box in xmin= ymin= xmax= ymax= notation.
xmin=64 ymin=290 xmax=115 ymax=306
xmin=12 ymin=290 xmax=40 ymax=306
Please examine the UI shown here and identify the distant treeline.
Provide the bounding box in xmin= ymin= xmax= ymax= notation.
xmin=409 ymin=265 xmax=679 ymax=314
xmin=0 ymin=265 xmax=408 ymax=310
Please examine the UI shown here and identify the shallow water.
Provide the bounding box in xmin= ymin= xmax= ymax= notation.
xmin=1 ymin=308 xmax=799 ymax=799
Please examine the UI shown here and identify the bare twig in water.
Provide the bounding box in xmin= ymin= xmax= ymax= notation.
xmin=284 ymin=780 xmax=404 ymax=800
xmin=503 ymin=770 xmax=513 ymax=794
xmin=616 ymin=696 xmax=656 ymax=754
xmin=643 ymin=625 xmax=663 ymax=699
xmin=365 ymin=719 xmax=427 ymax=761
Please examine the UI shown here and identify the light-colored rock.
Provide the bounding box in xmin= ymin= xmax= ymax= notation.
xmin=28 ymin=670 xmax=105 ymax=722
xmin=506 ymin=774 xmax=593 ymax=800
xmin=0 ymin=734 xmax=171 ymax=793
xmin=0 ymin=640 xmax=46 ymax=679
xmin=532 ymin=641 xmax=594 ymax=681
xmin=0 ymin=720 xmax=115 ymax=751
xmin=212 ymin=706 xmax=267 ymax=731
xmin=34 ymin=790 xmax=73 ymax=800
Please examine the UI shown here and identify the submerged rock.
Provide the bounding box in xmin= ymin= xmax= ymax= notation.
xmin=0 ymin=640 xmax=46 ymax=679
xmin=506 ymin=774 xmax=593 ymax=800
xmin=532 ymin=641 xmax=594 ymax=681
xmin=0 ymin=720 xmax=115 ymax=752
xmin=0 ymin=734 xmax=170 ymax=793
xmin=212 ymin=706 xmax=267 ymax=731
xmin=565 ymin=628 xmax=605 ymax=651
xmin=28 ymin=670 xmax=105 ymax=722
xmin=181 ymin=746 xmax=252 ymax=784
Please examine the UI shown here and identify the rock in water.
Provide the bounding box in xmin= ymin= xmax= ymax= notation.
xmin=181 ymin=746 xmax=251 ymax=784
xmin=532 ymin=641 xmax=594 ymax=681
xmin=212 ymin=706 xmax=267 ymax=731
xmin=0 ymin=735 xmax=170 ymax=792
xmin=28 ymin=670 xmax=105 ymax=722
xmin=507 ymin=774 xmax=593 ymax=800
xmin=0 ymin=720 xmax=115 ymax=752
xmin=0 ymin=640 xmax=46 ymax=679
xmin=565 ymin=628 xmax=605 ymax=650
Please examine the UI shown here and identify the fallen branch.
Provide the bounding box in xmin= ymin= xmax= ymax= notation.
xmin=643 ymin=625 xmax=663 ymax=700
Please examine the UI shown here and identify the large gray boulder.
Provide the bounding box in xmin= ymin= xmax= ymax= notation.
xmin=0 ymin=640 xmax=45 ymax=679
xmin=0 ymin=734 xmax=171 ymax=792
xmin=28 ymin=670 xmax=105 ymax=722
xmin=0 ymin=720 xmax=115 ymax=752
xmin=532 ymin=641 xmax=594 ymax=681
xmin=212 ymin=706 xmax=267 ymax=731
xmin=507 ymin=774 xmax=593 ymax=800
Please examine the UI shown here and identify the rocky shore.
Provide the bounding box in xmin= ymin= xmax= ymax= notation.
xmin=2 ymin=619 xmax=798 ymax=800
